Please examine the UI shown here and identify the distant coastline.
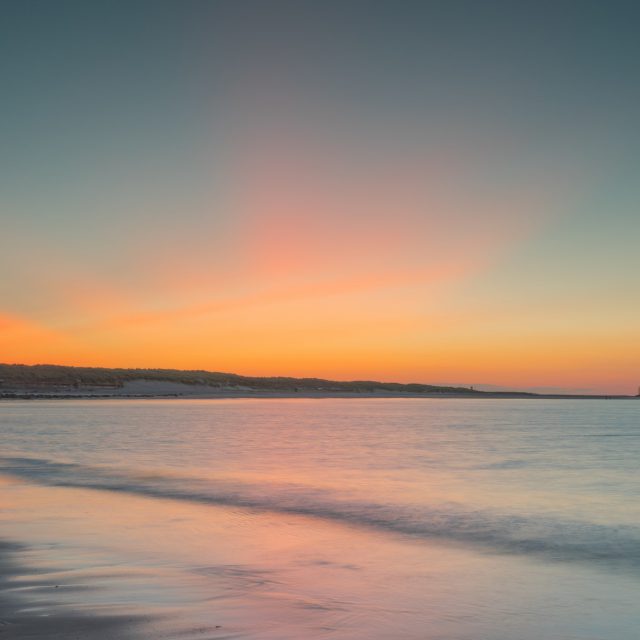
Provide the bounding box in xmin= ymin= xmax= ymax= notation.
xmin=0 ymin=364 xmax=636 ymax=401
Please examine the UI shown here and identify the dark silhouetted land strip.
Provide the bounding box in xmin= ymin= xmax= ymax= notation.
xmin=0 ymin=364 xmax=635 ymax=400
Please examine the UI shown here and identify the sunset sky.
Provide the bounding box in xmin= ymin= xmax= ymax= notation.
xmin=2 ymin=1 xmax=639 ymax=393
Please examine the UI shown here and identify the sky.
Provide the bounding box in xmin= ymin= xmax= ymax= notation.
xmin=1 ymin=0 xmax=639 ymax=393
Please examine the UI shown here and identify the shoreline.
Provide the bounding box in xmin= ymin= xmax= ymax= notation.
xmin=1 ymin=390 xmax=637 ymax=401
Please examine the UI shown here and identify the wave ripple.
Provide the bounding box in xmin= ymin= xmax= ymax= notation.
xmin=1 ymin=456 xmax=638 ymax=573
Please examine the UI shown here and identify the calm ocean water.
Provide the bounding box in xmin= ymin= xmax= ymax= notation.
xmin=1 ymin=398 xmax=639 ymax=639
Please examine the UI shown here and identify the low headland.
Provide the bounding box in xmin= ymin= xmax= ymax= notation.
xmin=0 ymin=364 xmax=635 ymax=400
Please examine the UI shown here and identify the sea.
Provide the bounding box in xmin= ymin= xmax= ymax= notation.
xmin=1 ymin=398 xmax=638 ymax=639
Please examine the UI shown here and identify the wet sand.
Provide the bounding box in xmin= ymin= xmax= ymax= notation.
xmin=0 ymin=540 xmax=142 ymax=639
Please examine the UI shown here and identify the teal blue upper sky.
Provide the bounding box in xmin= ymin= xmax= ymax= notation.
xmin=4 ymin=1 xmax=639 ymax=194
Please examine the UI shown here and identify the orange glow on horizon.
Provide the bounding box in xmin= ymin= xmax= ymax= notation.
xmin=3 ymin=112 xmax=635 ymax=395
